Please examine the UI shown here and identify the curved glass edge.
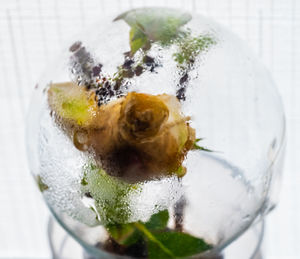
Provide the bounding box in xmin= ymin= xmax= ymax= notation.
xmin=24 ymin=7 xmax=287 ymax=258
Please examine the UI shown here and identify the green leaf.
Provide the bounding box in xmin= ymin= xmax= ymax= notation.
xmin=106 ymin=223 xmax=137 ymax=245
xmin=129 ymin=26 xmax=148 ymax=54
xmin=145 ymin=209 xmax=169 ymax=230
xmin=148 ymin=231 xmax=212 ymax=258
xmin=107 ymin=223 xmax=141 ymax=246
xmin=122 ymin=228 xmax=143 ymax=246
xmin=134 ymin=222 xmax=175 ymax=258
xmin=106 ymin=209 xmax=169 ymax=246
xmin=80 ymin=163 xmax=140 ymax=224
xmin=104 ymin=208 xmax=212 ymax=257
xmin=81 ymin=164 xmax=212 ymax=257
xmin=148 ymin=240 xmax=174 ymax=259
xmin=48 ymin=82 xmax=97 ymax=127
xmin=36 ymin=175 xmax=49 ymax=192
xmin=114 ymin=7 xmax=192 ymax=51
xmin=193 ymin=138 xmax=213 ymax=152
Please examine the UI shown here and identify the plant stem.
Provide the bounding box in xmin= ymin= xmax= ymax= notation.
xmin=133 ymin=222 xmax=175 ymax=258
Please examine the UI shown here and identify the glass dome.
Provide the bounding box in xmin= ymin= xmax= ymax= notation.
xmin=26 ymin=7 xmax=285 ymax=258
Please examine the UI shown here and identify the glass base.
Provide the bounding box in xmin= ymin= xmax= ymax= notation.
xmin=48 ymin=216 xmax=263 ymax=259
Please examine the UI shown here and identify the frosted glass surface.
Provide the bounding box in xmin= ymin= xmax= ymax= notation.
xmin=0 ymin=0 xmax=298 ymax=258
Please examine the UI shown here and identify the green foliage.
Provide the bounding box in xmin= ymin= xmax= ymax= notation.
xmin=36 ymin=175 xmax=49 ymax=192
xmin=173 ymin=34 xmax=216 ymax=66
xmin=114 ymin=8 xmax=192 ymax=54
xmin=107 ymin=209 xmax=212 ymax=258
xmin=106 ymin=223 xmax=137 ymax=245
xmin=145 ymin=209 xmax=169 ymax=230
xmin=193 ymin=138 xmax=213 ymax=152
xmin=48 ymin=82 xmax=98 ymax=127
xmin=115 ymin=7 xmax=216 ymax=64
xmin=106 ymin=210 xmax=170 ymax=247
xmin=80 ymin=163 xmax=212 ymax=257
xmin=49 ymin=84 xmax=92 ymax=126
xmin=80 ymin=163 xmax=139 ymax=224
xmin=129 ymin=26 xmax=149 ymax=54
xmin=148 ymin=231 xmax=212 ymax=258
xmin=81 ymin=171 xmax=88 ymax=186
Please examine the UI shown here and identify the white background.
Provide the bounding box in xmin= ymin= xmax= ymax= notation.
xmin=0 ymin=0 xmax=299 ymax=258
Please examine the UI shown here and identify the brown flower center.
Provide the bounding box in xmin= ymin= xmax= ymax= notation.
xmin=119 ymin=92 xmax=169 ymax=142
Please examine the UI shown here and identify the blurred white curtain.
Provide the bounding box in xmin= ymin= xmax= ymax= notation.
xmin=0 ymin=0 xmax=299 ymax=258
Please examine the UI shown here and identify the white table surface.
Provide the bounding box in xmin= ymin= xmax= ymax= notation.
xmin=0 ymin=0 xmax=299 ymax=258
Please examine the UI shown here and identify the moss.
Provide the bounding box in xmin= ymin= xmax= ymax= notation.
xmin=173 ymin=34 xmax=216 ymax=66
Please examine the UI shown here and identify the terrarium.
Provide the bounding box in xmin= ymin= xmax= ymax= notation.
xmin=26 ymin=7 xmax=285 ymax=259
